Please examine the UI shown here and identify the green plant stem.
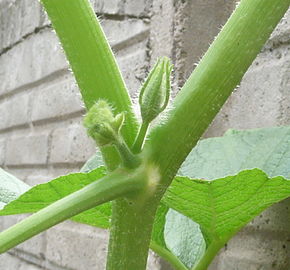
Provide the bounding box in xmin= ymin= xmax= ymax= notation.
xmin=150 ymin=241 xmax=188 ymax=270
xmin=40 ymin=0 xmax=139 ymax=170
xmin=192 ymin=241 xmax=224 ymax=270
xmin=114 ymin=139 xmax=140 ymax=169
xmin=0 ymin=170 xmax=144 ymax=254
xmin=146 ymin=0 xmax=290 ymax=183
xmin=106 ymin=197 xmax=159 ymax=270
xmin=133 ymin=121 xmax=149 ymax=153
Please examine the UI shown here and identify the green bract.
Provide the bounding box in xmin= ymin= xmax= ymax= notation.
xmin=139 ymin=57 xmax=172 ymax=124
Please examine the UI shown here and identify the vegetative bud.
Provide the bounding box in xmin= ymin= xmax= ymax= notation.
xmin=139 ymin=57 xmax=173 ymax=124
xmin=83 ymin=100 xmax=124 ymax=147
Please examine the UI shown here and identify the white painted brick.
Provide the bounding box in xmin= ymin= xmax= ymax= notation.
xmin=0 ymin=94 xmax=29 ymax=131
xmin=3 ymin=167 xmax=66 ymax=186
xmin=116 ymin=41 xmax=148 ymax=95
xmin=206 ymin=50 xmax=290 ymax=137
xmin=0 ymin=253 xmax=44 ymax=270
xmin=0 ymin=139 xmax=6 ymax=165
xmin=1 ymin=167 xmax=47 ymax=187
xmin=46 ymin=221 xmax=161 ymax=270
xmin=0 ymin=29 xmax=67 ymax=96
xmin=248 ymin=199 xmax=290 ymax=234
xmin=0 ymin=253 xmax=21 ymax=270
xmin=268 ymin=8 xmax=290 ymax=45
xmin=92 ymin=0 xmax=122 ymax=15
xmin=46 ymin=221 xmax=108 ymax=270
xmin=17 ymin=235 xmax=45 ymax=261
xmin=147 ymin=251 xmax=163 ymax=270
xmin=102 ymin=19 xmax=150 ymax=48
xmin=217 ymin=227 xmax=290 ymax=270
xmin=0 ymin=0 xmax=42 ymax=51
xmin=19 ymin=262 xmax=44 ymax=270
xmin=25 ymin=174 xmax=56 ymax=187
xmin=0 ymin=101 xmax=9 ymax=131
xmin=49 ymin=123 xmax=96 ymax=164
xmin=30 ymin=75 xmax=83 ymax=122
xmin=124 ymin=0 xmax=150 ymax=17
xmin=6 ymin=134 xmax=48 ymax=165
xmin=0 ymin=215 xmax=3 ymax=232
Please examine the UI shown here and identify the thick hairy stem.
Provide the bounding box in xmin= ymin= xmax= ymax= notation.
xmin=106 ymin=161 xmax=164 ymax=270
xmin=107 ymin=198 xmax=159 ymax=270
xmin=40 ymin=0 xmax=139 ymax=170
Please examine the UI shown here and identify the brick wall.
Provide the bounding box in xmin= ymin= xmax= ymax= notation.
xmin=0 ymin=0 xmax=289 ymax=269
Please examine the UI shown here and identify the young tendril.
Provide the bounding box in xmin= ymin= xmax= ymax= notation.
xmin=83 ymin=100 xmax=140 ymax=169
xmin=133 ymin=57 xmax=173 ymax=153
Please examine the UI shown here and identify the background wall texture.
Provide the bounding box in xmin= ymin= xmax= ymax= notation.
xmin=0 ymin=0 xmax=289 ymax=269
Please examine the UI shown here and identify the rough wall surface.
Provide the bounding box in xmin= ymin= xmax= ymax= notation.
xmin=0 ymin=0 xmax=289 ymax=270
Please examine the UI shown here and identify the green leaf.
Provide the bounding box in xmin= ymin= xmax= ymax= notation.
xmin=0 ymin=167 xmax=144 ymax=253
xmin=164 ymin=169 xmax=290 ymax=246
xmin=164 ymin=209 xmax=206 ymax=269
xmin=164 ymin=126 xmax=290 ymax=268
xmin=179 ymin=125 xmax=290 ymax=179
xmin=151 ymin=204 xmax=169 ymax=248
xmin=78 ymin=152 xmax=112 ymax=228
xmin=0 ymin=168 xmax=30 ymax=210
xmin=0 ymin=167 xmax=109 ymax=228
xmin=80 ymin=151 xmax=104 ymax=173
xmin=71 ymin=203 xmax=111 ymax=228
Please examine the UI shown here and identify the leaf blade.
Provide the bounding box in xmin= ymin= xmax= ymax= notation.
xmin=163 ymin=169 xmax=290 ymax=245
xmin=164 ymin=209 xmax=206 ymax=269
xmin=0 ymin=167 xmax=105 ymax=214
xmin=179 ymin=125 xmax=290 ymax=180
xmin=0 ymin=168 xmax=30 ymax=210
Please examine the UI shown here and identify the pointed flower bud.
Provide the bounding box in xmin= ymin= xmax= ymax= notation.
xmin=139 ymin=57 xmax=173 ymax=124
xmin=83 ymin=100 xmax=124 ymax=147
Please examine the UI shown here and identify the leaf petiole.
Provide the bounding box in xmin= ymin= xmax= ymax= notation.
xmin=150 ymin=241 xmax=188 ymax=270
xmin=191 ymin=241 xmax=224 ymax=270
xmin=132 ymin=121 xmax=149 ymax=153
xmin=0 ymin=169 xmax=144 ymax=254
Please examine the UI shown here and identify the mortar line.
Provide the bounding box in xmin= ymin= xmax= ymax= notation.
xmin=9 ymin=249 xmax=73 ymax=270
xmin=6 ymin=162 xmax=85 ymax=170
xmin=0 ymin=69 xmax=69 ymax=102
xmin=0 ymin=12 xmax=150 ymax=57
xmin=96 ymin=12 xmax=150 ymax=21
xmin=0 ymin=112 xmax=84 ymax=137
xmin=0 ymin=25 xmax=51 ymax=56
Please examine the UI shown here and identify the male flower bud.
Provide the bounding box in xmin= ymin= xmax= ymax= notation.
xmin=83 ymin=100 xmax=124 ymax=147
xmin=139 ymin=57 xmax=173 ymax=124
